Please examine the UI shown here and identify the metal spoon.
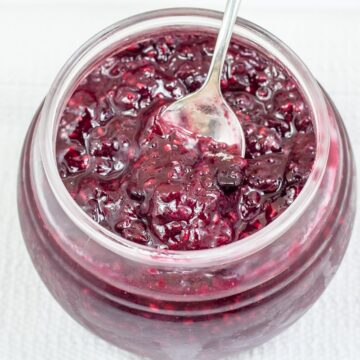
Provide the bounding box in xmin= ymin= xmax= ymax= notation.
xmin=161 ymin=0 xmax=245 ymax=155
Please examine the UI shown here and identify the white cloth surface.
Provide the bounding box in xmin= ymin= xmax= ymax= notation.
xmin=0 ymin=1 xmax=359 ymax=359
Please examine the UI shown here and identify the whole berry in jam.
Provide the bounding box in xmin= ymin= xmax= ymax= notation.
xmin=57 ymin=32 xmax=316 ymax=250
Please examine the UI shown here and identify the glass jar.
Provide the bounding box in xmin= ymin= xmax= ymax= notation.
xmin=17 ymin=8 xmax=356 ymax=360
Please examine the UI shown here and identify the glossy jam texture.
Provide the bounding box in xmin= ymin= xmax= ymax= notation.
xmin=56 ymin=32 xmax=316 ymax=250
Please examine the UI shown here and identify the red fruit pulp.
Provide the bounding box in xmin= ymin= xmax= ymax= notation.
xmin=56 ymin=31 xmax=315 ymax=250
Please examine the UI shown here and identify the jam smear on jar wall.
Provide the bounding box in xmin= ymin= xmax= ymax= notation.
xmin=56 ymin=31 xmax=316 ymax=250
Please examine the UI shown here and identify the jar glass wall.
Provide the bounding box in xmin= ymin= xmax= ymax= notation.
xmin=17 ymin=9 xmax=356 ymax=360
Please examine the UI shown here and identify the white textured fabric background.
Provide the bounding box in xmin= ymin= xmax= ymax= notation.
xmin=0 ymin=1 xmax=359 ymax=359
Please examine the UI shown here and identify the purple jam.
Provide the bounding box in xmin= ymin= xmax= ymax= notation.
xmin=56 ymin=32 xmax=316 ymax=251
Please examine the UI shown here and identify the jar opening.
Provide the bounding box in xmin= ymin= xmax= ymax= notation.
xmin=37 ymin=8 xmax=330 ymax=267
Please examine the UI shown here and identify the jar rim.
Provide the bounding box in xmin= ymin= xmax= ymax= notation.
xmin=38 ymin=8 xmax=330 ymax=267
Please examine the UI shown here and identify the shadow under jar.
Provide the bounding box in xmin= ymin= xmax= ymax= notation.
xmin=18 ymin=8 xmax=356 ymax=360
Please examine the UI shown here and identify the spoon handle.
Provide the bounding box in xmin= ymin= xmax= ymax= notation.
xmin=206 ymin=0 xmax=242 ymax=91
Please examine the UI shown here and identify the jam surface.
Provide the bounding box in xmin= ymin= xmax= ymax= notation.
xmin=56 ymin=32 xmax=316 ymax=250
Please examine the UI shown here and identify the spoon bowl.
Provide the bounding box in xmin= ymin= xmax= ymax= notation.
xmin=162 ymin=82 xmax=246 ymax=150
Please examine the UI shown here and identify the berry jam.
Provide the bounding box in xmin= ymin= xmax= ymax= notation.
xmin=19 ymin=15 xmax=355 ymax=360
xmin=56 ymin=31 xmax=315 ymax=250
